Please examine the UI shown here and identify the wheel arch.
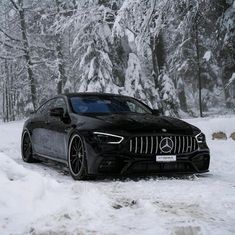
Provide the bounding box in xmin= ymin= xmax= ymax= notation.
xmin=21 ymin=128 xmax=33 ymax=150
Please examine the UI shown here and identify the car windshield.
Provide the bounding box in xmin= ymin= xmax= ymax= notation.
xmin=70 ymin=96 xmax=152 ymax=114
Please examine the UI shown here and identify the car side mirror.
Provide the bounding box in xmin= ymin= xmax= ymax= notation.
xmin=152 ymin=109 xmax=161 ymax=116
xmin=49 ymin=107 xmax=64 ymax=117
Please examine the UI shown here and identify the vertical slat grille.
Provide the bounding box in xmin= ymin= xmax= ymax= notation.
xmin=173 ymin=136 xmax=177 ymax=154
xmin=129 ymin=135 xmax=198 ymax=155
xmin=150 ymin=136 xmax=154 ymax=154
xmin=155 ymin=136 xmax=158 ymax=154
xmin=182 ymin=136 xmax=185 ymax=153
xmin=140 ymin=137 xmax=143 ymax=154
xmin=135 ymin=137 xmax=138 ymax=154
xmin=178 ymin=136 xmax=181 ymax=154
xmin=130 ymin=139 xmax=133 ymax=152
xmin=145 ymin=136 xmax=148 ymax=154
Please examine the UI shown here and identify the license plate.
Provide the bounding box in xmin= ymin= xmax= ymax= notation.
xmin=156 ymin=155 xmax=176 ymax=162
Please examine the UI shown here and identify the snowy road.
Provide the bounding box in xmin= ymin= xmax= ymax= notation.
xmin=0 ymin=117 xmax=235 ymax=235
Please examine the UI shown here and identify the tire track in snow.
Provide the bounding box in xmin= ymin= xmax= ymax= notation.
xmin=1 ymin=120 xmax=235 ymax=235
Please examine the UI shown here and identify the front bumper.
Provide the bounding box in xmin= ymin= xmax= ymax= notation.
xmin=85 ymin=138 xmax=210 ymax=176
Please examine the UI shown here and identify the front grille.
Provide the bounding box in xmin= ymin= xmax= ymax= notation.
xmin=128 ymin=135 xmax=198 ymax=155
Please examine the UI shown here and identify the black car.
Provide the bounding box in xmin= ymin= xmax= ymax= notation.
xmin=21 ymin=93 xmax=210 ymax=180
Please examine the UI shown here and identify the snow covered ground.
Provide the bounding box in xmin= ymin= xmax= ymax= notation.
xmin=0 ymin=116 xmax=235 ymax=235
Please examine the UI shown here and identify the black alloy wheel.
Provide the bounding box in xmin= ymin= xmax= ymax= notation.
xmin=21 ymin=130 xmax=36 ymax=163
xmin=68 ymin=134 xmax=88 ymax=180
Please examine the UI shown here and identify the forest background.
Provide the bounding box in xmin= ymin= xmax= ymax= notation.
xmin=0 ymin=0 xmax=234 ymax=121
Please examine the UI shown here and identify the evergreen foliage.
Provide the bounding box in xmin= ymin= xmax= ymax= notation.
xmin=0 ymin=0 xmax=234 ymax=121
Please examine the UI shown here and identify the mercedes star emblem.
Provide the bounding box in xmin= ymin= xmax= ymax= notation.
xmin=159 ymin=137 xmax=174 ymax=153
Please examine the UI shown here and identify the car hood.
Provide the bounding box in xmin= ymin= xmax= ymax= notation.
xmin=80 ymin=113 xmax=200 ymax=135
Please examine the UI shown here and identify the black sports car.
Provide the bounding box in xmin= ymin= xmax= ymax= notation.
xmin=21 ymin=93 xmax=210 ymax=180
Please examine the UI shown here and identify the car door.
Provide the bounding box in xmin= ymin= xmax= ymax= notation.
xmin=31 ymin=99 xmax=56 ymax=156
xmin=45 ymin=97 xmax=71 ymax=160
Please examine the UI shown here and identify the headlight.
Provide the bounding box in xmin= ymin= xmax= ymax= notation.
xmin=195 ymin=132 xmax=206 ymax=143
xmin=93 ymin=132 xmax=124 ymax=144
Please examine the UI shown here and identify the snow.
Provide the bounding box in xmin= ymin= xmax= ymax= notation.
xmin=0 ymin=116 xmax=235 ymax=235
xmin=203 ymin=51 xmax=211 ymax=62
xmin=226 ymin=73 xmax=235 ymax=88
xmin=125 ymin=28 xmax=135 ymax=42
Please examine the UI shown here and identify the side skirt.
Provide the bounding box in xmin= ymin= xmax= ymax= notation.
xmin=34 ymin=153 xmax=68 ymax=166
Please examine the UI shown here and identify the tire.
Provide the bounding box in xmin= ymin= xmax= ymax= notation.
xmin=21 ymin=130 xmax=37 ymax=163
xmin=68 ymin=133 xmax=89 ymax=180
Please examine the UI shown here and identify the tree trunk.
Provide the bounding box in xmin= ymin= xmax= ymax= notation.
xmin=2 ymin=83 xmax=5 ymax=122
xmin=150 ymin=35 xmax=160 ymax=87
xmin=18 ymin=0 xmax=37 ymax=111
xmin=10 ymin=71 xmax=15 ymax=121
xmin=4 ymin=60 xmax=9 ymax=122
xmin=56 ymin=37 xmax=66 ymax=94
xmin=5 ymin=80 xmax=9 ymax=122
xmin=55 ymin=0 xmax=67 ymax=94
xmin=179 ymin=89 xmax=188 ymax=112
xmin=195 ymin=14 xmax=203 ymax=118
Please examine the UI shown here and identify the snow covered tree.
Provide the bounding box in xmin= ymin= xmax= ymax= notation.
xmin=217 ymin=0 xmax=235 ymax=108
xmin=59 ymin=2 xmax=118 ymax=93
xmin=0 ymin=0 xmax=234 ymax=121
xmin=112 ymin=0 xmax=163 ymax=108
xmin=159 ymin=71 xmax=179 ymax=116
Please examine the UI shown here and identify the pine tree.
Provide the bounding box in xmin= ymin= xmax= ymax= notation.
xmin=159 ymin=71 xmax=179 ymax=116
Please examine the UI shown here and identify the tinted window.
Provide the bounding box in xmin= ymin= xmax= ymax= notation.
xmin=36 ymin=98 xmax=67 ymax=115
xmin=36 ymin=99 xmax=55 ymax=115
xmin=52 ymin=98 xmax=67 ymax=111
xmin=70 ymin=96 xmax=151 ymax=114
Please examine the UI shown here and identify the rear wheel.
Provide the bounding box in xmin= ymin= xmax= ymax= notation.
xmin=21 ymin=130 xmax=36 ymax=163
xmin=68 ymin=134 xmax=89 ymax=180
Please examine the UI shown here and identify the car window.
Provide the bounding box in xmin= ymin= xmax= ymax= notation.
xmin=36 ymin=99 xmax=56 ymax=115
xmin=126 ymin=101 xmax=146 ymax=113
xmin=70 ymin=96 xmax=152 ymax=114
xmin=52 ymin=98 xmax=67 ymax=111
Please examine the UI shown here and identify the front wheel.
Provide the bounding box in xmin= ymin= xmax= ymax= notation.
xmin=68 ymin=133 xmax=89 ymax=180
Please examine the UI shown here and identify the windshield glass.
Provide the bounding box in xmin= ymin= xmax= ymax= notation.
xmin=70 ymin=96 xmax=152 ymax=114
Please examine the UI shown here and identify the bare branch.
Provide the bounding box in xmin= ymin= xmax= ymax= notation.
xmin=0 ymin=54 xmax=25 ymax=60
xmin=29 ymin=44 xmax=55 ymax=52
xmin=0 ymin=40 xmax=26 ymax=51
xmin=0 ymin=27 xmax=23 ymax=43
xmin=9 ymin=0 xmax=20 ymax=11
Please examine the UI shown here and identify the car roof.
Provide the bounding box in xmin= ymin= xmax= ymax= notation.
xmin=61 ymin=92 xmax=133 ymax=99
